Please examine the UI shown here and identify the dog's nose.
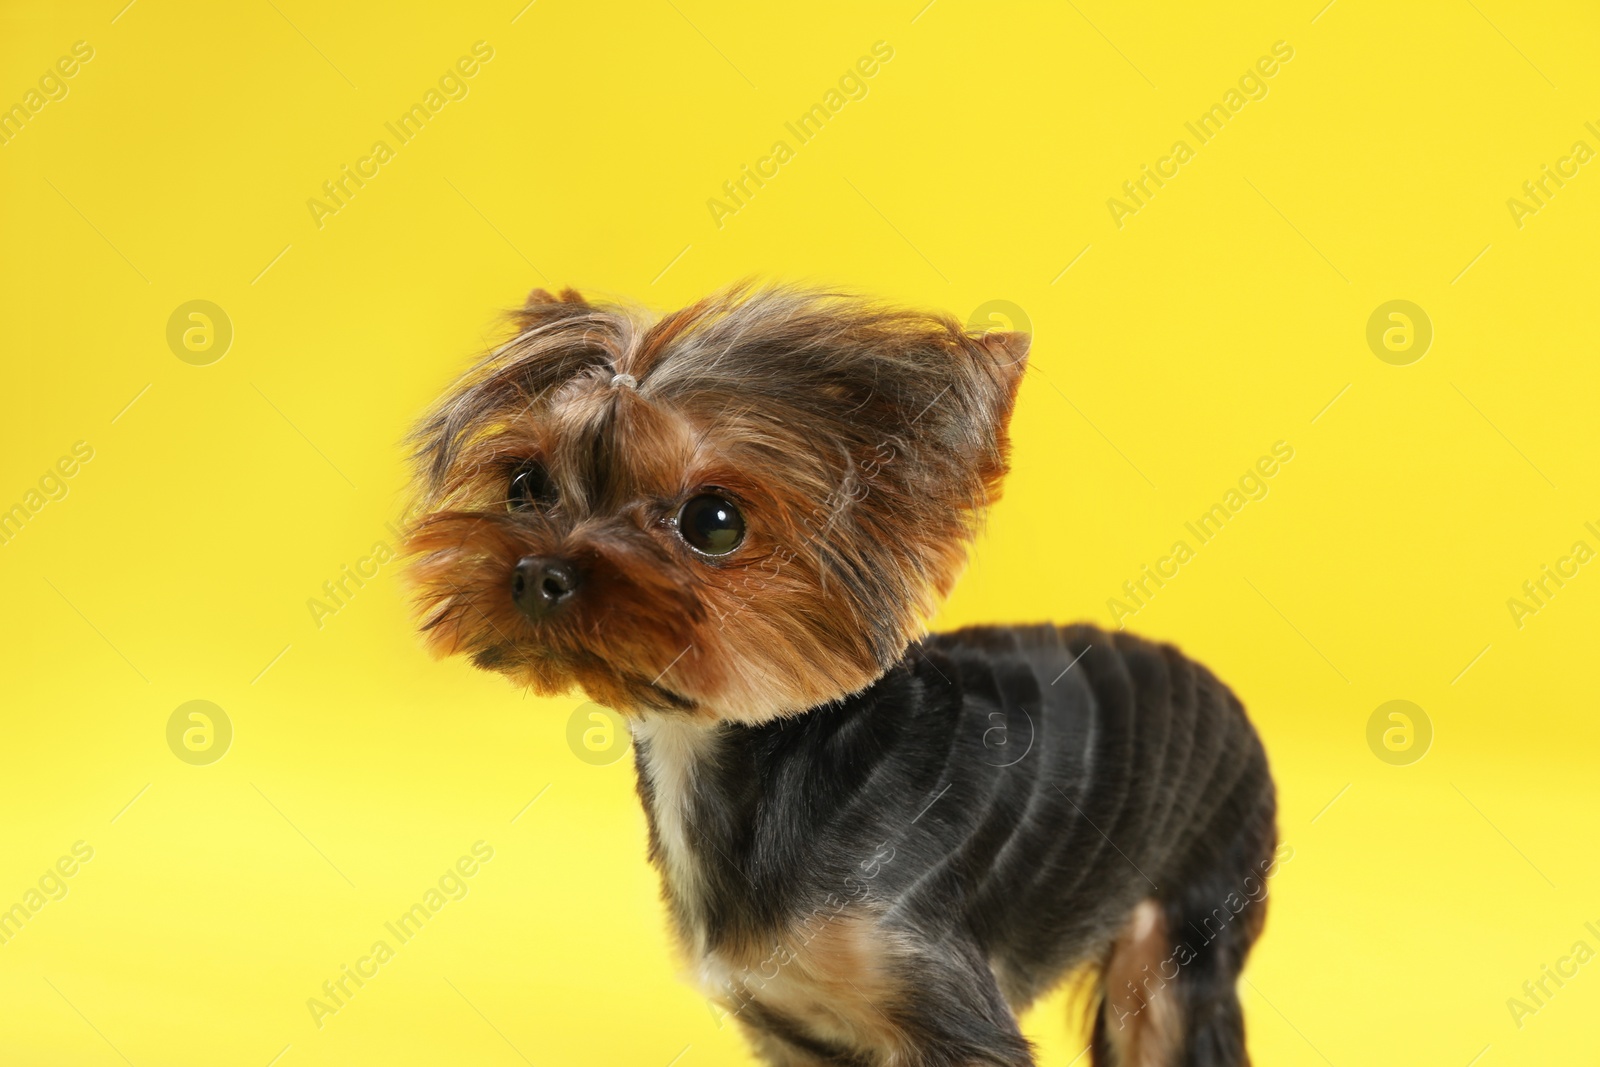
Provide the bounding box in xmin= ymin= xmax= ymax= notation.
xmin=512 ymin=556 xmax=580 ymax=620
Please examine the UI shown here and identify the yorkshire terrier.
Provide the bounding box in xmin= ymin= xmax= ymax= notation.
xmin=403 ymin=284 xmax=1279 ymax=1066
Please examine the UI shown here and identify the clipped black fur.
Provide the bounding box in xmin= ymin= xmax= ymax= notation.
xmin=635 ymin=623 xmax=1277 ymax=1066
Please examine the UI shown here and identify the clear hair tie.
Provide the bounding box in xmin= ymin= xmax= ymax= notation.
xmin=610 ymin=373 xmax=638 ymax=390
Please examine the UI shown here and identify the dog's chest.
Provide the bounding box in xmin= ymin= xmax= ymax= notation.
xmin=630 ymin=717 xmax=906 ymax=1042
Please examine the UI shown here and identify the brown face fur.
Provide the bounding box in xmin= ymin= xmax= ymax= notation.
xmin=403 ymin=283 xmax=1027 ymax=722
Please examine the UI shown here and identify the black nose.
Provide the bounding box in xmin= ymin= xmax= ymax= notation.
xmin=512 ymin=556 xmax=580 ymax=620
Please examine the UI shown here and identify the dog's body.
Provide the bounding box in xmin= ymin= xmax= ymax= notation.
xmin=404 ymin=285 xmax=1278 ymax=1065
xmin=635 ymin=624 xmax=1277 ymax=1066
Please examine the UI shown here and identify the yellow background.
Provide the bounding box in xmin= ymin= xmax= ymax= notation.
xmin=3 ymin=1 xmax=1598 ymax=1063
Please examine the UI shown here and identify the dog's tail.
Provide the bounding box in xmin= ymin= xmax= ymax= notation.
xmin=1088 ymin=734 xmax=1279 ymax=1066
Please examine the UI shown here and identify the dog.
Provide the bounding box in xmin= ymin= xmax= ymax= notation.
xmin=403 ymin=284 xmax=1279 ymax=1066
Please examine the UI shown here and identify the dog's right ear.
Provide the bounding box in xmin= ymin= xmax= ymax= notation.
xmin=514 ymin=286 xmax=592 ymax=331
xmin=524 ymin=287 xmax=589 ymax=309
xmin=528 ymin=287 xmax=592 ymax=308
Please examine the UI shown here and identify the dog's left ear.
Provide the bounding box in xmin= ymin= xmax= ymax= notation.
xmin=962 ymin=326 xmax=1029 ymax=438
xmin=975 ymin=329 xmax=1029 ymax=402
xmin=922 ymin=325 xmax=1027 ymax=500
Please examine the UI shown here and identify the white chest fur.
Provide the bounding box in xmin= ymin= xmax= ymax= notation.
xmin=629 ymin=716 xmax=908 ymax=1049
xmin=629 ymin=715 xmax=718 ymax=947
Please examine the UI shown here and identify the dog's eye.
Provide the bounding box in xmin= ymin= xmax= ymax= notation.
xmin=678 ymin=494 xmax=744 ymax=555
xmin=508 ymin=462 xmax=556 ymax=510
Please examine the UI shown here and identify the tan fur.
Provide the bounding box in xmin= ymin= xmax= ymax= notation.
xmin=704 ymin=905 xmax=913 ymax=1061
xmin=1103 ymin=900 xmax=1182 ymax=1067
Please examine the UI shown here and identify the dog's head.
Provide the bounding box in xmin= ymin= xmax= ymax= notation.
xmin=403 ymin=284 xmax=1026 ymax=722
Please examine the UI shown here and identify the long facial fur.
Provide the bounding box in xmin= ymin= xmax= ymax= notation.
xmin=403 ymin=282 xmax=1028 ymax=722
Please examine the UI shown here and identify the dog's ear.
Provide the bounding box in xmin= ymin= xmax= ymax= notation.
xmin=977 ymin=330 xmax=1029 ymax=383
xmin=973 ymin=329 xmax=1029 ymax=417
xmin=524 ymin=287 xmax=589 ymax=308
xmin=926 ymin=325 xmax=1028 ymax=494
xmin=953 ymin=323 xmax=1030 ymax=447
xmin=516 ymin=287 xmax=590 ymax=330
